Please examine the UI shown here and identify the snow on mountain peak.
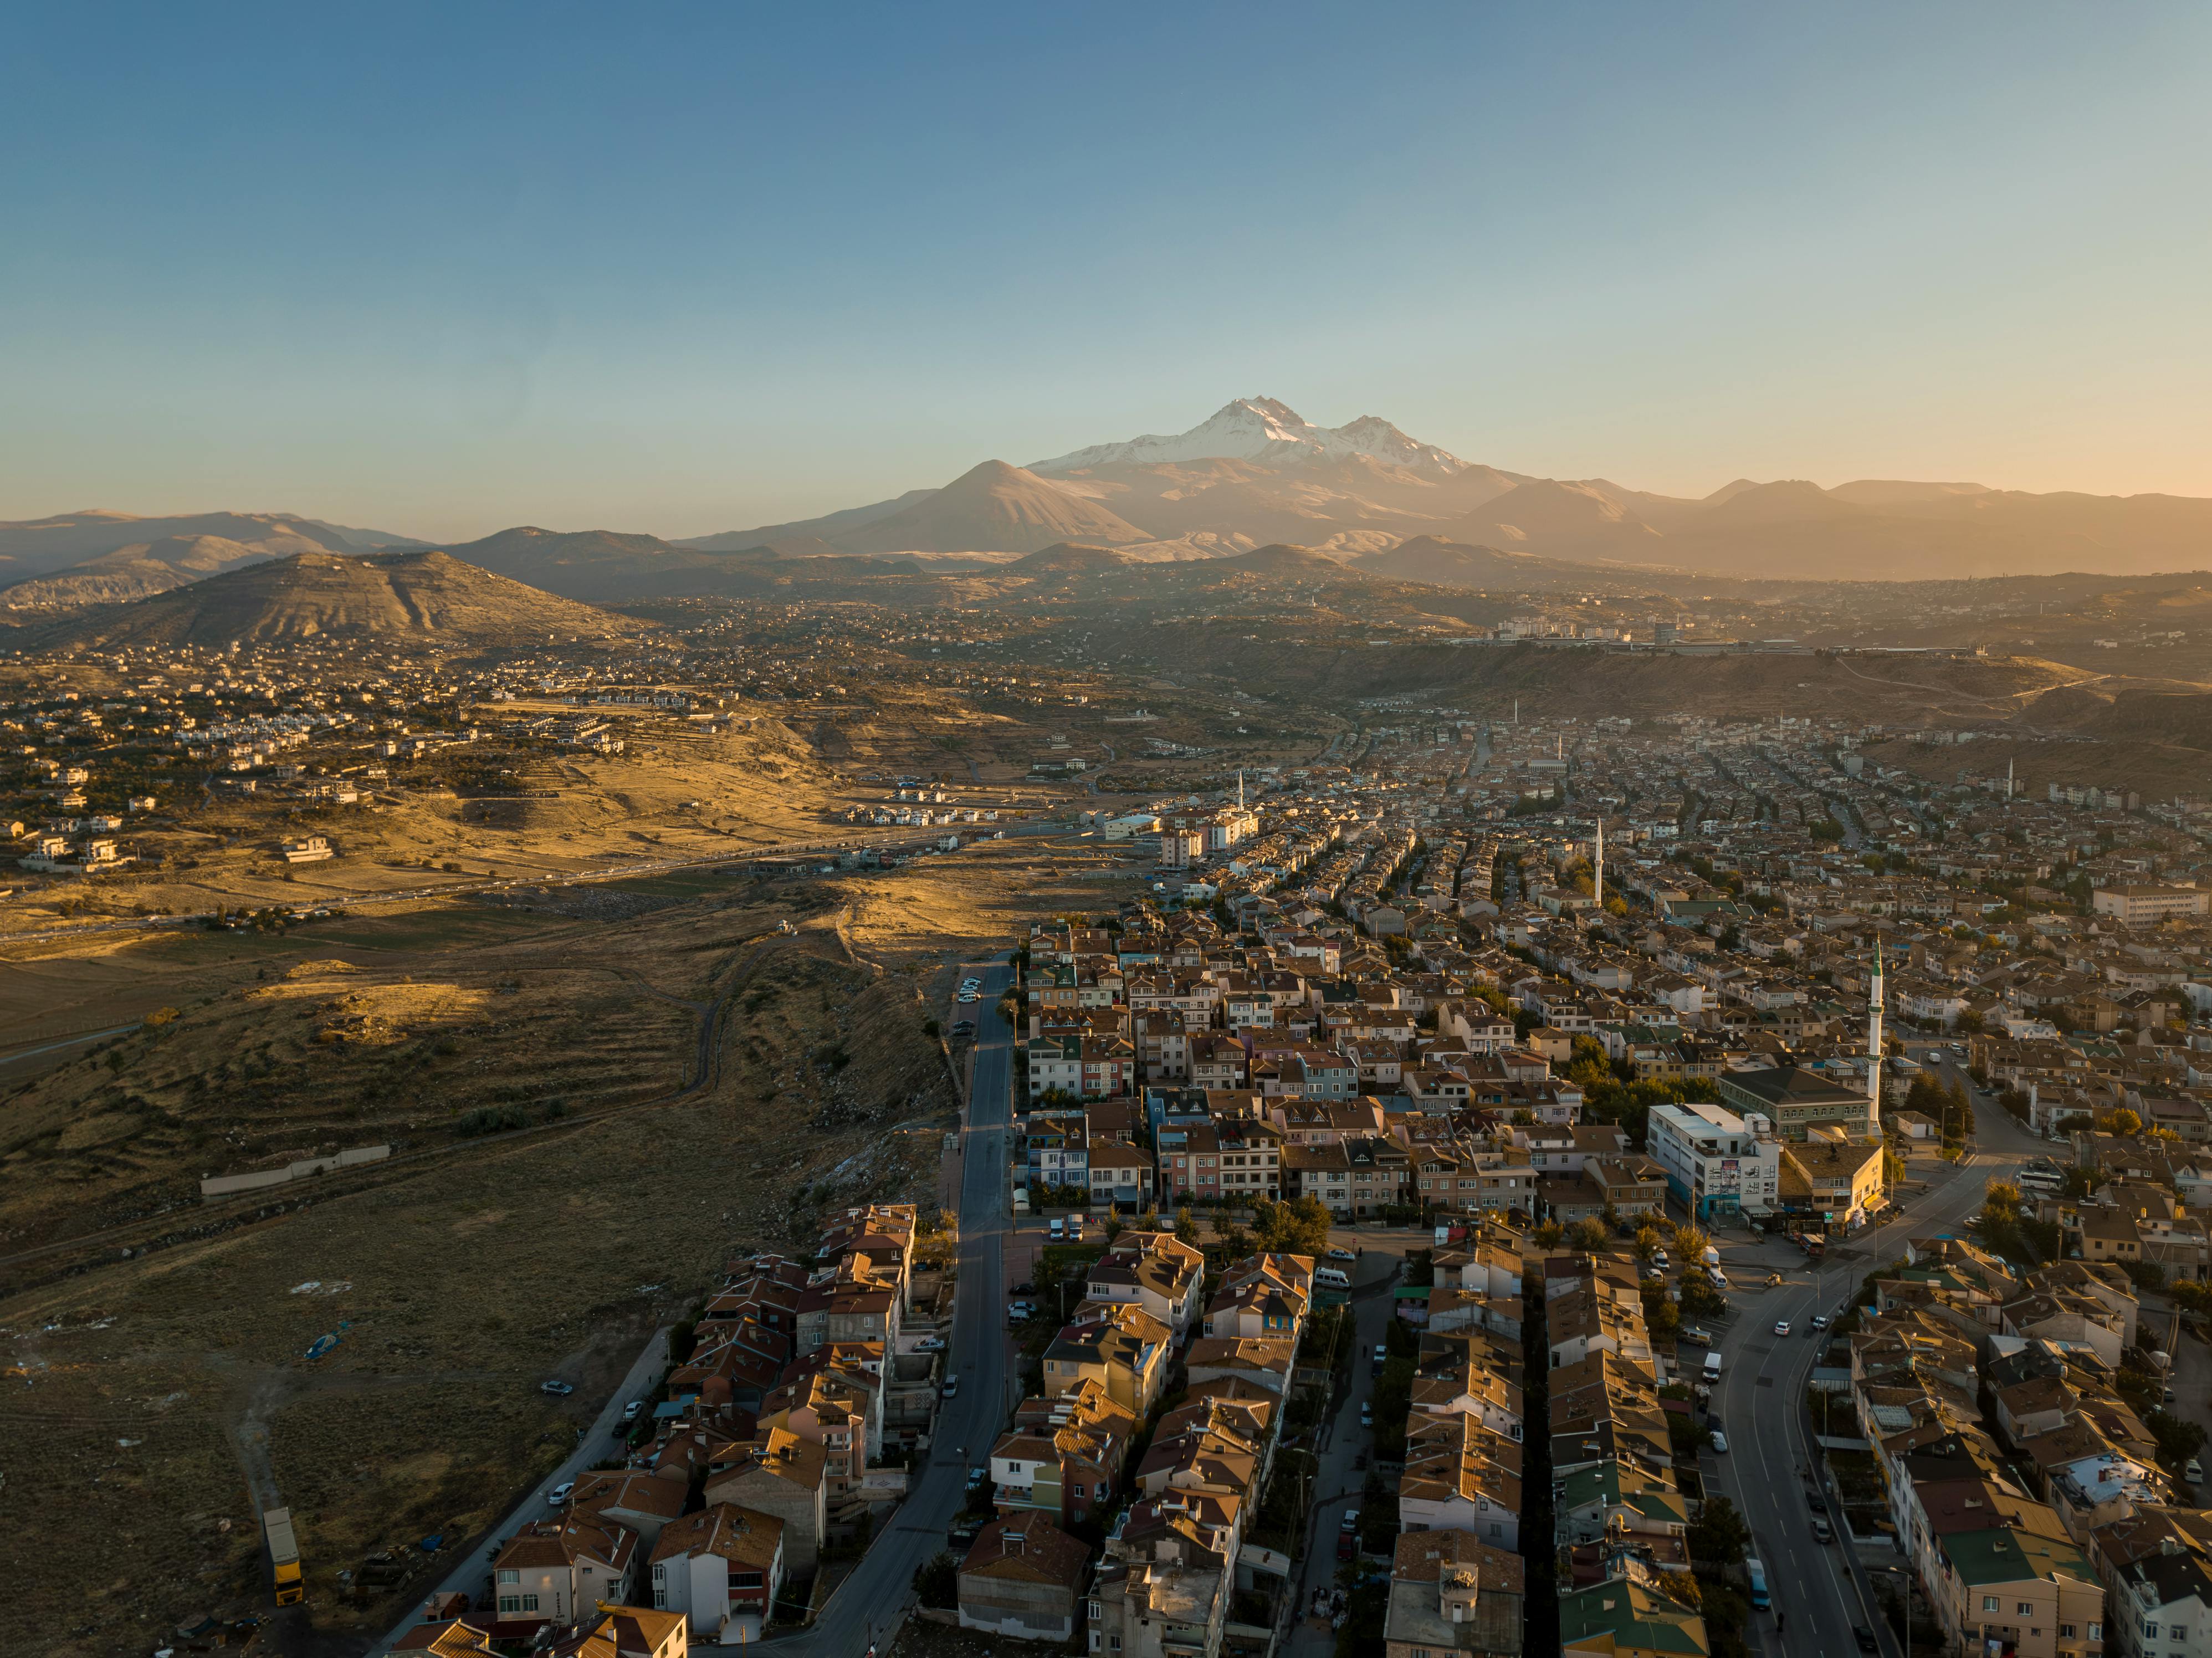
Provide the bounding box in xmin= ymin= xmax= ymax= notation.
xmin=1030 ymin=397 xmax=1470 ymax=475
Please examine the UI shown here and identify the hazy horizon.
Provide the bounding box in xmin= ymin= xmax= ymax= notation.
xmin=6 ymin=3 xmax=2210 ymax=542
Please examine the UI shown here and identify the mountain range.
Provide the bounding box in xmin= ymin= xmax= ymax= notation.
xmin=674 ymin=398 xmax=2212 ymax=577
xmin=8 ymin=400 xmax=2210 ymax=608
xmin=0 ymin=510 xmax=425 ymax=609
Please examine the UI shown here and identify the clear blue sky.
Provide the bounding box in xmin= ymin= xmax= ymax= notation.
xmin=4 ymin=3 xmax=2208 ymax=540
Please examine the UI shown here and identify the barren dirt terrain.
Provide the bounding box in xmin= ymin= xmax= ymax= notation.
xmin=0 ymin=832 xmax=1136 ymax=1656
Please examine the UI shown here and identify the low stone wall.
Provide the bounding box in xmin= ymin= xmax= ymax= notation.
xmin=199 ymin=1144 xmax=391 ymax=1199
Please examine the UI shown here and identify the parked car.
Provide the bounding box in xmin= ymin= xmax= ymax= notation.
xmin=1682 ymin=1327 xmax=1714 ymax=1346
xmin=1359 ymin=1400 xmax=1373 ymax=1428
xmin=1652 ymin=1250 xmax=1670 ymax=1268
xmin=1810 ymin=1314 xmax=1830 ymax=1331
xmin=1337 ymin=1526 xmax=1357 ymax=1562
xmin=915 ymin=1335 xmax=946 ymax=1352
xmin=1709 ymin=1430 xmax=1729 ymax=1453
xmin=951 ymin=1020 xmax=976 ymax=1037
xmin=1327 ymin=1246 xmax=1356 ymax=1262
xmin=1011 ymin=1281 xmax=1035 ymax=1296
xmin=2188 ymin=1458 xmax=2204 ymax=1484
xmin=1371 ymin=1343 xmax=1388 ymax=1373
xmin=540 ymin=1379 xmax=574 ymax=1396
xmin=1812 ymin=1517 xmax=1834 ymax=1544
xmin=956 ymin=992 xmax=979 ymax=1004
xmin=1774 ymin=1319 xmax=1792 ymax=1336
xmin=547 ymin=1482 xmax=574 ymax=1506
xmin=941 ymin=1376 xmax=960 ymax=1399
xmin=967 ymin=1464 xmax=990 ymax=1488
xmin=1808 ymin=1493 xmax=1826 ymax=1513
xmin=1340 ymin=1509 xmax=1360 ymax=1533
xmin=621 ymin=1399 xmax=645 ymax=1424
xmin=1853 ymin=1626 xmax=1878 ymax=1651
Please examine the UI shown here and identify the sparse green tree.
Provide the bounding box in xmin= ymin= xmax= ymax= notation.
xmin=1565 ymin=1218 xmax=1609 ymax=1253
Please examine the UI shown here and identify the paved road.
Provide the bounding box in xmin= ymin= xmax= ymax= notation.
xmin=1282 ymin=1230 xmax=1427 ymax=1658
xmin=1707 ymin=1048 xmax=2045 ymax=1657
xmin=0 ymin=1021 xmax=142 ymax=1067
xmin=368 ymin=1330 xmax=671 ymax=1654
xmin=371 ymin=959 xmax=1017 ymax=1655
xmin=718 ymin=956 xmax=1018 ymax=1655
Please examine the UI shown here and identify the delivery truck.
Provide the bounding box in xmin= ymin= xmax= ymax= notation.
xmin=264 ymin=1506 xmax=304 ymax=1605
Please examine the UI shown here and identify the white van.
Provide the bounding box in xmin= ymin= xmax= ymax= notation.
xmin=1314 ymin=1267 xmax=1351 ymax=1291
xmin=1702 ymin=1350 xmax=1724 ymax=1384
xmin=1048 ymin=1217 xmax=1065 ymax=1241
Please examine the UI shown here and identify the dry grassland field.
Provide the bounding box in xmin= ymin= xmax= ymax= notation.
xmin=0 ymin=836 xmax=1115 ymax=1657
xmin=0 ymin=687 xmax=1111 ymax=944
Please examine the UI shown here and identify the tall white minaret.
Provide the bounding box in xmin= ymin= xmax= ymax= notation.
xmin=2006 ymin=759 xmax=2014 ymax=801
xmin=1867 ymin=939 xmax=1886 ymax=1120
xmin=1237 ymin=769 xmax=1245 ymax=811
xmin=1594 ymin=817 xmax=1605 ymax=910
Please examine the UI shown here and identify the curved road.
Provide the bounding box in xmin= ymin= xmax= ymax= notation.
xmin=1705 ymin=1046 xmax=2043 ymax=1658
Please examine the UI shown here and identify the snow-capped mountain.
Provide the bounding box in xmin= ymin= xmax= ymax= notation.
xmin=1030 ymin=397 xmax=1473 ymax=475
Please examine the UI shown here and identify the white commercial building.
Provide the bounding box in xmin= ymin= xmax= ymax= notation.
xmin=1647 ymin=1102 xmax=1780 ymax=1223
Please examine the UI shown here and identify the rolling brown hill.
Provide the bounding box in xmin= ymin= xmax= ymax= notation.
xmin=1442 ymin=479 xmax=1667 ymax=558
xmin=1354 ymin=535 xmax=1599 ymax=589
xmin=826 ymin=460 xmax=1150 ymax=554
xmin=1 ymin=534 xmax=306 ymax=609
xmin=0 ymin=510 xmax=369 ymax=585
xmin=436 ymin=525 xmax=788 ymax=602
xmin=25 ymin=550 xmax=649 ymax=652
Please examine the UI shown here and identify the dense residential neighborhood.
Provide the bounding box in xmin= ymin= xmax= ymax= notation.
xmin=194 ymin=710 xmax=2212 ymax=1658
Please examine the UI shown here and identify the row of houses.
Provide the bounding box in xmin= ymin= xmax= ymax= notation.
xmin=950 ymin=1232 xmax=1319 ymax=1658
xmin=404 ymin=1204 xmax=938 ymax=1652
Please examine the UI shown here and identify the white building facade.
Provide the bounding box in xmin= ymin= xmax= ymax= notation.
xmin=1647 ymin=1102 xmax=1780 ymax=1222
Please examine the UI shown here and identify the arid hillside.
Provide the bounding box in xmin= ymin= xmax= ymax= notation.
xmin=24 ymin=550 xmax=648 ymax=651
xmin=0 ymin=866 xmax=976 ymax=1656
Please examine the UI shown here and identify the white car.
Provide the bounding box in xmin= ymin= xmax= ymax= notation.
xmin=1327 ymin=1246 xmax=1356 ymax=1262
xmin=942 ymin=1376 xmax=960 ymax=1399
xmin=957 ymin=993 xmax=979 ymax=1004
xmin=1709 ymin=1430 xmax=1729 ymax=1454
xmin=547 ymin=1482 xmax=575 ymax=1506
xmin=1810 ymin=1314 xmax=1830 ymax=1331
xmin=1774 ymin=1319 xmax=1792 ymax=1336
